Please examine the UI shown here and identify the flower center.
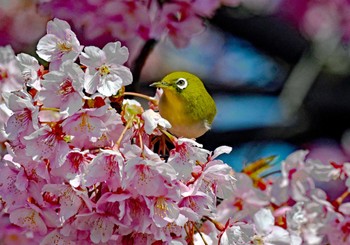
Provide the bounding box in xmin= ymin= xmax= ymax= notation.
xmin=57 ymin=42 xmax=73 ymax=52
xmin=155 ymin=197 xmax=168 ymax=218
xmin=59 ymin=78 xmax=75 ymax=96
xmin=252 ymin=235 xmax=264 ymax=245
xmin=0 ymin=67 xmax=8 ymax=81
xmin=99 ymin=65 xmax=110 ymax=76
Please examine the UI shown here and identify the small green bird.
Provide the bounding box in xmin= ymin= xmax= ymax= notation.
xmin=151 ymin=71 xmax=216 ymax=138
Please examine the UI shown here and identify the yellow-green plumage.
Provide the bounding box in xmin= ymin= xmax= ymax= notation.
xmin=151 ymin=71 xmax=216 ymax=138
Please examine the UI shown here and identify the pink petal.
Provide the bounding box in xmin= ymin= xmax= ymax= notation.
xmin=9 ymin=208 xmax=47 ymax=235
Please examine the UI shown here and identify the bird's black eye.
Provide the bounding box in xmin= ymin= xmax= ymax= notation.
xmin=176 ymin=78 xmax=188 ymax=90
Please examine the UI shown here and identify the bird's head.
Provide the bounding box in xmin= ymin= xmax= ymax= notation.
xmin=150 ymin=71 xmax=205 ymax=96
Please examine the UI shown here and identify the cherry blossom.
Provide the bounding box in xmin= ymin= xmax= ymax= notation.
xmin=82 ymin=149 xmax=124 ymax=191
xmin=16 ymin=53 xmax=42 ymax=91
xmin=0 ymin=102 xmax=11 ymax=153
xmin=61 ymin=105 xmax=122 ymax=149
xmin=178 ymin=185 xmax=215 ymax=221
xmin=79 ymin=41 xmax=133 ymax=97
xmin=3 ymin=90 xmax=39 ymax=148
xmin=0 ymin=45 xmax=23 ymax=94
xmin=0 ymin=158 xmax=29 ymax=212
xmin=39 ymin=60 xmax=85 ymax=116
xmin=286 ymin=197 xmax=336 ymax=244
xmin=152 ymin=2 xmax=205 ymax=48
xmin=122 ymin=145 xmax=179 ymax=198
xmin=73 ymin=212 xmax=117 ymax=244
xmin=168 ymin=138 xmax=209 ymax=182
xmin=219 ymin=223 xmax=252 ymax=245
xmin=216 ymin=172 xmax=270 ymax=222
xmin=251 ymin=208 xmax=292 ymax=245
xmin=270 ymin=150 xmax=316 ymax=205
xmin=9 ymin=207 xmax=48 ymax=235
xmin=142 ymin=109 xmax=171 ymax=135
xmin=40 ymin=230 xmax=76 ymax=245
xmin=42 ymin=184 xmax=85 ymax=221
xmin=24 ymin=124 xmax=70 ymax=168
xmin=36 ymin=18 xmax=83 ymax=70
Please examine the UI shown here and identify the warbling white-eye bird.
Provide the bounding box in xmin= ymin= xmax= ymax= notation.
xmin=150 ymin=71 xmax=216 ymax=138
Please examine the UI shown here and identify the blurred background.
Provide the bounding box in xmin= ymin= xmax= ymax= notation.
xmin=2 ymin=0 xmax=350 ymax=171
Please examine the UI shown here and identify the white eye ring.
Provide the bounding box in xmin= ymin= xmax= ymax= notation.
xmin=176 ymin=78 xmax=188 ymax=90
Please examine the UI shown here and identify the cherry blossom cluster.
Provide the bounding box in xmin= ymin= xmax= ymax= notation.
xmin=37 ymin=0 xmax=240 ymax=61
xmin=195 ymin=150 xmax=350 ymax=244
xmin=2 ymin=17 xmax=350 ymax=245
xmin=0 ymin=18 xmax=236 ymax=244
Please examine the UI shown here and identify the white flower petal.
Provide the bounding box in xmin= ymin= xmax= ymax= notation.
xmin=97 ymin=74 xmax=122 ymax=96
xmin=253 ymin=208 xmax=274 ymax=235
xmin=36 ymin=34 xmax=59 ymax=61
xmin=80 ymin=46 xmax=105 ymax=68
xmin=264 ymin=226 xmax=291 ymax=245
xmin=103 ymin=41 xmax=129 ymax=65
xmin=212 ymin=145 xmax=232 ymax=159
xmin=84 ymin=71 xmax=99 ymax=95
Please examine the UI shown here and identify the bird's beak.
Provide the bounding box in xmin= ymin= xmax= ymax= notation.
xmin=150 ymin=81 xmax=168 ymax=88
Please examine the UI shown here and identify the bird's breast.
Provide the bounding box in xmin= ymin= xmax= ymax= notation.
xmin=158 ymin=91 xmax=210 ymax=138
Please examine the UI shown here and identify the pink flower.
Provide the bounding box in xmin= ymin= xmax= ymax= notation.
xmin=42 ymin=184 xmax=85 ymax=221
xmin=117 ymin=232 xmax=157 ymax=244
xmin=36 ymin=18 xmax=83 ymax=70
xmin=122 ymin=145 xmax=178 ymax=197
xmin=39 ymin=60 xmax=85 ymax=116
xmin=24 ymin=124 xmax=70 ymax=168
xmin=280 ymin=0 xmax=350 ymax=43
xmin=96 ymin=191 xmax=132 ymax=219
xmin=195 ymin=152 xmax=236 ymax=200
xmin=287 ymin=199 xmax=335 ymax=244
xmin=219 ymin=223 xmax=253 ymax=245
xmin=117 ymin=196 xmax=152 ymax=234
xmin=9 ymin=207 xmax=48 ymax=235
xmin=50 ymin=149 xmax=92 ymax=187
xmin=0 ymin=158 xmax=28 ymax=211
xmin=251 ymin=208 xmax=293 ymax=245
xmin=168 ymin=138 xmax=209 ymax=181
xmin=141 ymin=109 xmax=171 ymax=135
xmin=153 ymin=2 xmax=205 ymax=48
xmin=270 ymin=150 xmax=315 ymax=205
xmin=0 ymin=17 xmax=240 ymax=243
xmin=145 ymin=196 xmax=180 ymax=228
xmin=101 ymin=1 xmax=152 ymax=41
xmin=178 ymin=185 xmax=214 ymax=221
xmin=4 ymin=90 xmax=39 ymax=141
xmin=0 ymin=211 xmax=35 ymax=245
xmin=325 ymin=204 xmax=350 ymax=245
xmin=82 ymin=149 xmax=124 ymax=191
xmin=79 ymin=41 xmax=133 ymax=96
xmin=41 ymin=230 xmax=76 ymax=245
xmin=216 ymin=173 xmax=269 ymax=222
xmin=62 ymin=105 xmax=122 ymax=149
xmin=0 ymin=45 xmax=23 ymax=93
xmin=74 ymin=212 xmax=117 ymax=244
xmin=16 ymin=53 xmax=42 ymax=91
xmin=148 ymin=217 xmax=186 ymax=242
xmin=0 ymin=102 xmax=11 ymax=143
xmin=305 ymin=158 xmax=350 ymax=182
xmin=0 ymin=0 xmax=47 ymax=52
xmin=9 ymin=202 xmax=61 ymax=237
